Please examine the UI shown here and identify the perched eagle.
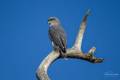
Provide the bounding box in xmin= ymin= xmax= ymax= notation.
xmin=48 ymin=17 xmax=67 ymax=54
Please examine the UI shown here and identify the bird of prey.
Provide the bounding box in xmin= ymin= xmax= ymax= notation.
xmin=48 ymin=17 xmax=67 ymax=55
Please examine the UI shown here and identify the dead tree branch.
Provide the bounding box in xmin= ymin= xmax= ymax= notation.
xmin=36 ymin=9 xmax=104 ymax=80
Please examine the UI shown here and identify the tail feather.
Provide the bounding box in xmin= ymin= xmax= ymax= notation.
xmin=60 ymin=47 xmax=68 ymax=60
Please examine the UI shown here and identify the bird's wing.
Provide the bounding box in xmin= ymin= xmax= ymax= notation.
xmin=58 ymin=26 xmax=67 ymax=49
xmin=48 ymin=27 xmax=66 ymax=52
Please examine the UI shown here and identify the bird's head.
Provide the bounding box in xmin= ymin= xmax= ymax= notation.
xmin=48 ymin=17 xmax=60 ymax=27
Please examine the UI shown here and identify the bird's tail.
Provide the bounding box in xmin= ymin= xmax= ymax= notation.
xmin=59 ymin=47 xmax=68 ymax=60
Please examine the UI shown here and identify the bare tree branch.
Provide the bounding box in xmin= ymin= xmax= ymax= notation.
xmin=73 ymin=9 xmax=91 ymax=51
xmin=36 ymin=51 xmax=60 ymax=80
xmin=36 ymin=48 xmax=103 ymax=80
xmin=36 ymin=9 xmax=104 ymax=80
xmin=63 ymin=48 xmax=103 ymax=63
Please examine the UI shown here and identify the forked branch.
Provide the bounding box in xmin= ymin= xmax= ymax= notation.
xmin=36 ymin=9 xmax=104 ymax=80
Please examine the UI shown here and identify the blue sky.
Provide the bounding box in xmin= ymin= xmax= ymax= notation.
xmin=0 ymin=0 xmax=120 ymax=80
